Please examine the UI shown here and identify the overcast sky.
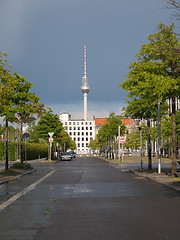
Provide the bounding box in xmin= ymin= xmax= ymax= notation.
xmin=0 ymin=0 xmax=175 ymax=120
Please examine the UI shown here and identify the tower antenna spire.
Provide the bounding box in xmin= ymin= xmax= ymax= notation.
xmin=81 ymin=44 xmax=90 ymax=121
xmin=84 ymin=44 xmax=86 ymax=78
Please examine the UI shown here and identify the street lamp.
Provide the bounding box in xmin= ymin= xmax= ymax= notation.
xmin=158 ymin=99 xmax=161 ymax=174
xmin=139 ymin=127 xmax=143 ymax=169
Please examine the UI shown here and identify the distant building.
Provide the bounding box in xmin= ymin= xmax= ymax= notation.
xmin=59 ymin=112 xmax=95 ymax=154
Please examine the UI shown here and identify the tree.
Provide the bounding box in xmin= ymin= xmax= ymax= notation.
xmin=120 ymin=23 xmax=180 ymax=173
xmin=35 ymin=108 xmax=63 ymax=142
xmin=125 ymin=129 xmax=140 ymax=150
xmin=58 ymin=130 xmax=76 ymax=152
xmin=120 ymin=72 xmax=168 ymax=169
xmin=88 ymin=138 xmax=101 ymax=152
xmin=97 ymin=113 xmax=126 ymax=153
xmin=0 ymin=50 xmax=43 ymax=166
xmin=12 ymin=73 xmax=40 ymax=162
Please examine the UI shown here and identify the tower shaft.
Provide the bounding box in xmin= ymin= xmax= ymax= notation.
xmin=81 ymin=44 xmax=90 ymax=121
xmin=84 ymin=93 xmax=88 ymax=121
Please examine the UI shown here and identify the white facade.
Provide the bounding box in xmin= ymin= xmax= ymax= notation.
xmin=59 ymin=113 xmax=95 ymax=154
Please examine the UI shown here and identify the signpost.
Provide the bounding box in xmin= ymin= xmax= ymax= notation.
xmin=120 ymin=137 xmax=125 ymax=163
xmin=48 ymin=132 xmax=54 ymax=161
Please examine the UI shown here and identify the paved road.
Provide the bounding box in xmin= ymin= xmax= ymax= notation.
xmin=0 ymin=157 xmax=180 ymax=240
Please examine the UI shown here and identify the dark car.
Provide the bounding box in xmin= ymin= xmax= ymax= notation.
xmin=69 ymin=151 xmax=76 ymax=158
xmin=60 ymin=152 xmax=72 ymax=161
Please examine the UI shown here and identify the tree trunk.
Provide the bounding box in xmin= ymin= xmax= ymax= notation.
xmin=147 ymin=117 xmax=152 ymax=170
xmin=5 ymin=119 xmax=8 ymax=171
xmin=171 ymin=96 xmax=177 ymax=175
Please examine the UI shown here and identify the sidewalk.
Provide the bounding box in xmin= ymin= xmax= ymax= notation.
xmin=131 ymin=170 xmax=180 ymax=192
xmin=103 ymin=157 xmax=180 ymax=193
xmin=0 ymin=158 xmax=46 ymax=184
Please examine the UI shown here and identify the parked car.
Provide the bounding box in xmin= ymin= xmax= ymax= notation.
xmin=60 ymin=152 xmax=72 ymax=161
xmin=69 ymin=151 xmax=76 ymax=158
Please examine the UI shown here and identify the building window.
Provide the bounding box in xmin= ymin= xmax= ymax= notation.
xmin=86 ymin=143 xmax=88 ymax=147
xmin=82 ymin=127 xmax=84 ymax=130
xmin=90 ymin=132 xmax=92 ymax=136
xmin=86 ymin=132 xmax=88 ymax=136
xmin=74 ymin=132 xmax=76 ymax=136
xmin=85 ymin=122 xmax=88 ymax=125
xmin=74 ymin=127 xmax=76 ymax=130
xmin=90 ymin=122 xmax=92 ymax=125
xmin=82 ymin=143 xmax=84 ymax=147
xmin=82 ymin=138 xmax=84 ymax=141
xmin=73 ymin=122 xmax=75 ymax=125
xmin=77 ymin=122 xmax=79 ymax=125
xmin=65 ymin=127 xmax=68 ymax=130
xmin=69 ymin=132 xmax=72 ymax=136
xmin=86 ymin=127 xmax=88 ymax=130
xmin=81 ymin=122 xmax=84 ymax=125
xmin=86 ymin=138 xmax=88 ymax=141
xmin=65 ymin=122 xmax=67 ymax=125
xmin=74 ymin=138 xmax=76 ymax=141
xmin=90 ymin=127 xmax=92 ymax=130
xmin=69 ymin=127 xmax=72 ymax=130
xmin=82 ymin=132 xmax=84 ymax=136
xmin=78 ymin=127 xmax=80 ymax=130
xmin=78 ymin=132 xmax=80 ymax=136
xmin=78 ymin=138 xmax=80 ymax=141
xmin=78 ymin=143 xmax=80 ymax=147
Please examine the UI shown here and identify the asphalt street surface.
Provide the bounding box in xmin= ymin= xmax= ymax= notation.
xmin=0 ymin=157 xmax=180 ymax=240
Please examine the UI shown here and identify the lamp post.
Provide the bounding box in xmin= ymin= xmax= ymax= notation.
xmin=139 ymin=127 xmax=143 ymax=169
xmin=158 ymin=99 xmax=161 ymax=174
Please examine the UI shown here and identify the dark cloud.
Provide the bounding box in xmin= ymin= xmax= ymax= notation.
xmin=0 ymin=0 xmax=171 ymax=115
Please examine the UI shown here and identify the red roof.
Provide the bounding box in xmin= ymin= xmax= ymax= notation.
xmin=95 ymin=118 xmax=107 ymax=127
xmin=95 ymin=118 xmax=132 ymax=127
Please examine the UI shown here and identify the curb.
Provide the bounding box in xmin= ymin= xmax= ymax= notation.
xmin=0 ymin=169 xmax=36 ymax=185
xmin=131 ymin=170 xmax=180 ymax=193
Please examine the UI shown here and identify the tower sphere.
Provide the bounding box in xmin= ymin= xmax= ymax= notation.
xmin=81 ymin=77 xmax=90 ymax=93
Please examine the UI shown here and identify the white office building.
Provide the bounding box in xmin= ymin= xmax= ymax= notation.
xmin=59 ymin=112 xmax=95 ymax=154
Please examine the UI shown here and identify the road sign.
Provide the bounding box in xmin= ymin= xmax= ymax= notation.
xmin=22 ymin=133 xmax=30 ymax=140
xmin=48 ymin=132 xmax=54 ymax=138
xmin=120 ymin=137 xmax=125 ymax=143
xmin=49 ymin=137 xmax=53 ymax=142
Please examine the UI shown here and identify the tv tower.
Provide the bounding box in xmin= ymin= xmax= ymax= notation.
xmin=81 ymin=44 xmax=90 ymax=121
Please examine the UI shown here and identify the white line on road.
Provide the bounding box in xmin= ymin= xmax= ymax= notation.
xmin=0 ymin=170 xmax=55 ymax=211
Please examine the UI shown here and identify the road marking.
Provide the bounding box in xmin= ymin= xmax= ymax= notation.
xmin=0 ymin=170 xmax=55 ymax=211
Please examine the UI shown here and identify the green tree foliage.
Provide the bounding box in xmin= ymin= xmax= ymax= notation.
xmin=58 ymin=130 xmax=76 ymax=151
xmin=124 ymin=129 xmax=140 ymax=150
xmin=88 ymin=138 xmax=101 ymax=151
xmin=97 ymin=113 xmax=126 ymax=144
xmin=35 ymin=108 xmax=63 ymax=142
xmin=120 ymin=23 xmax=180 ymax=173
xmin=0 ymin=51 xmax=42 ymax=168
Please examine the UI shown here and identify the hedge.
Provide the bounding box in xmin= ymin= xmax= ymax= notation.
xmin=0 ymin=142 xmax=16 ymax=161
xmin=0 ymin=141 xmax=48 ymax=161
xmin=23 ymin=143 xmax=48 ymax=160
